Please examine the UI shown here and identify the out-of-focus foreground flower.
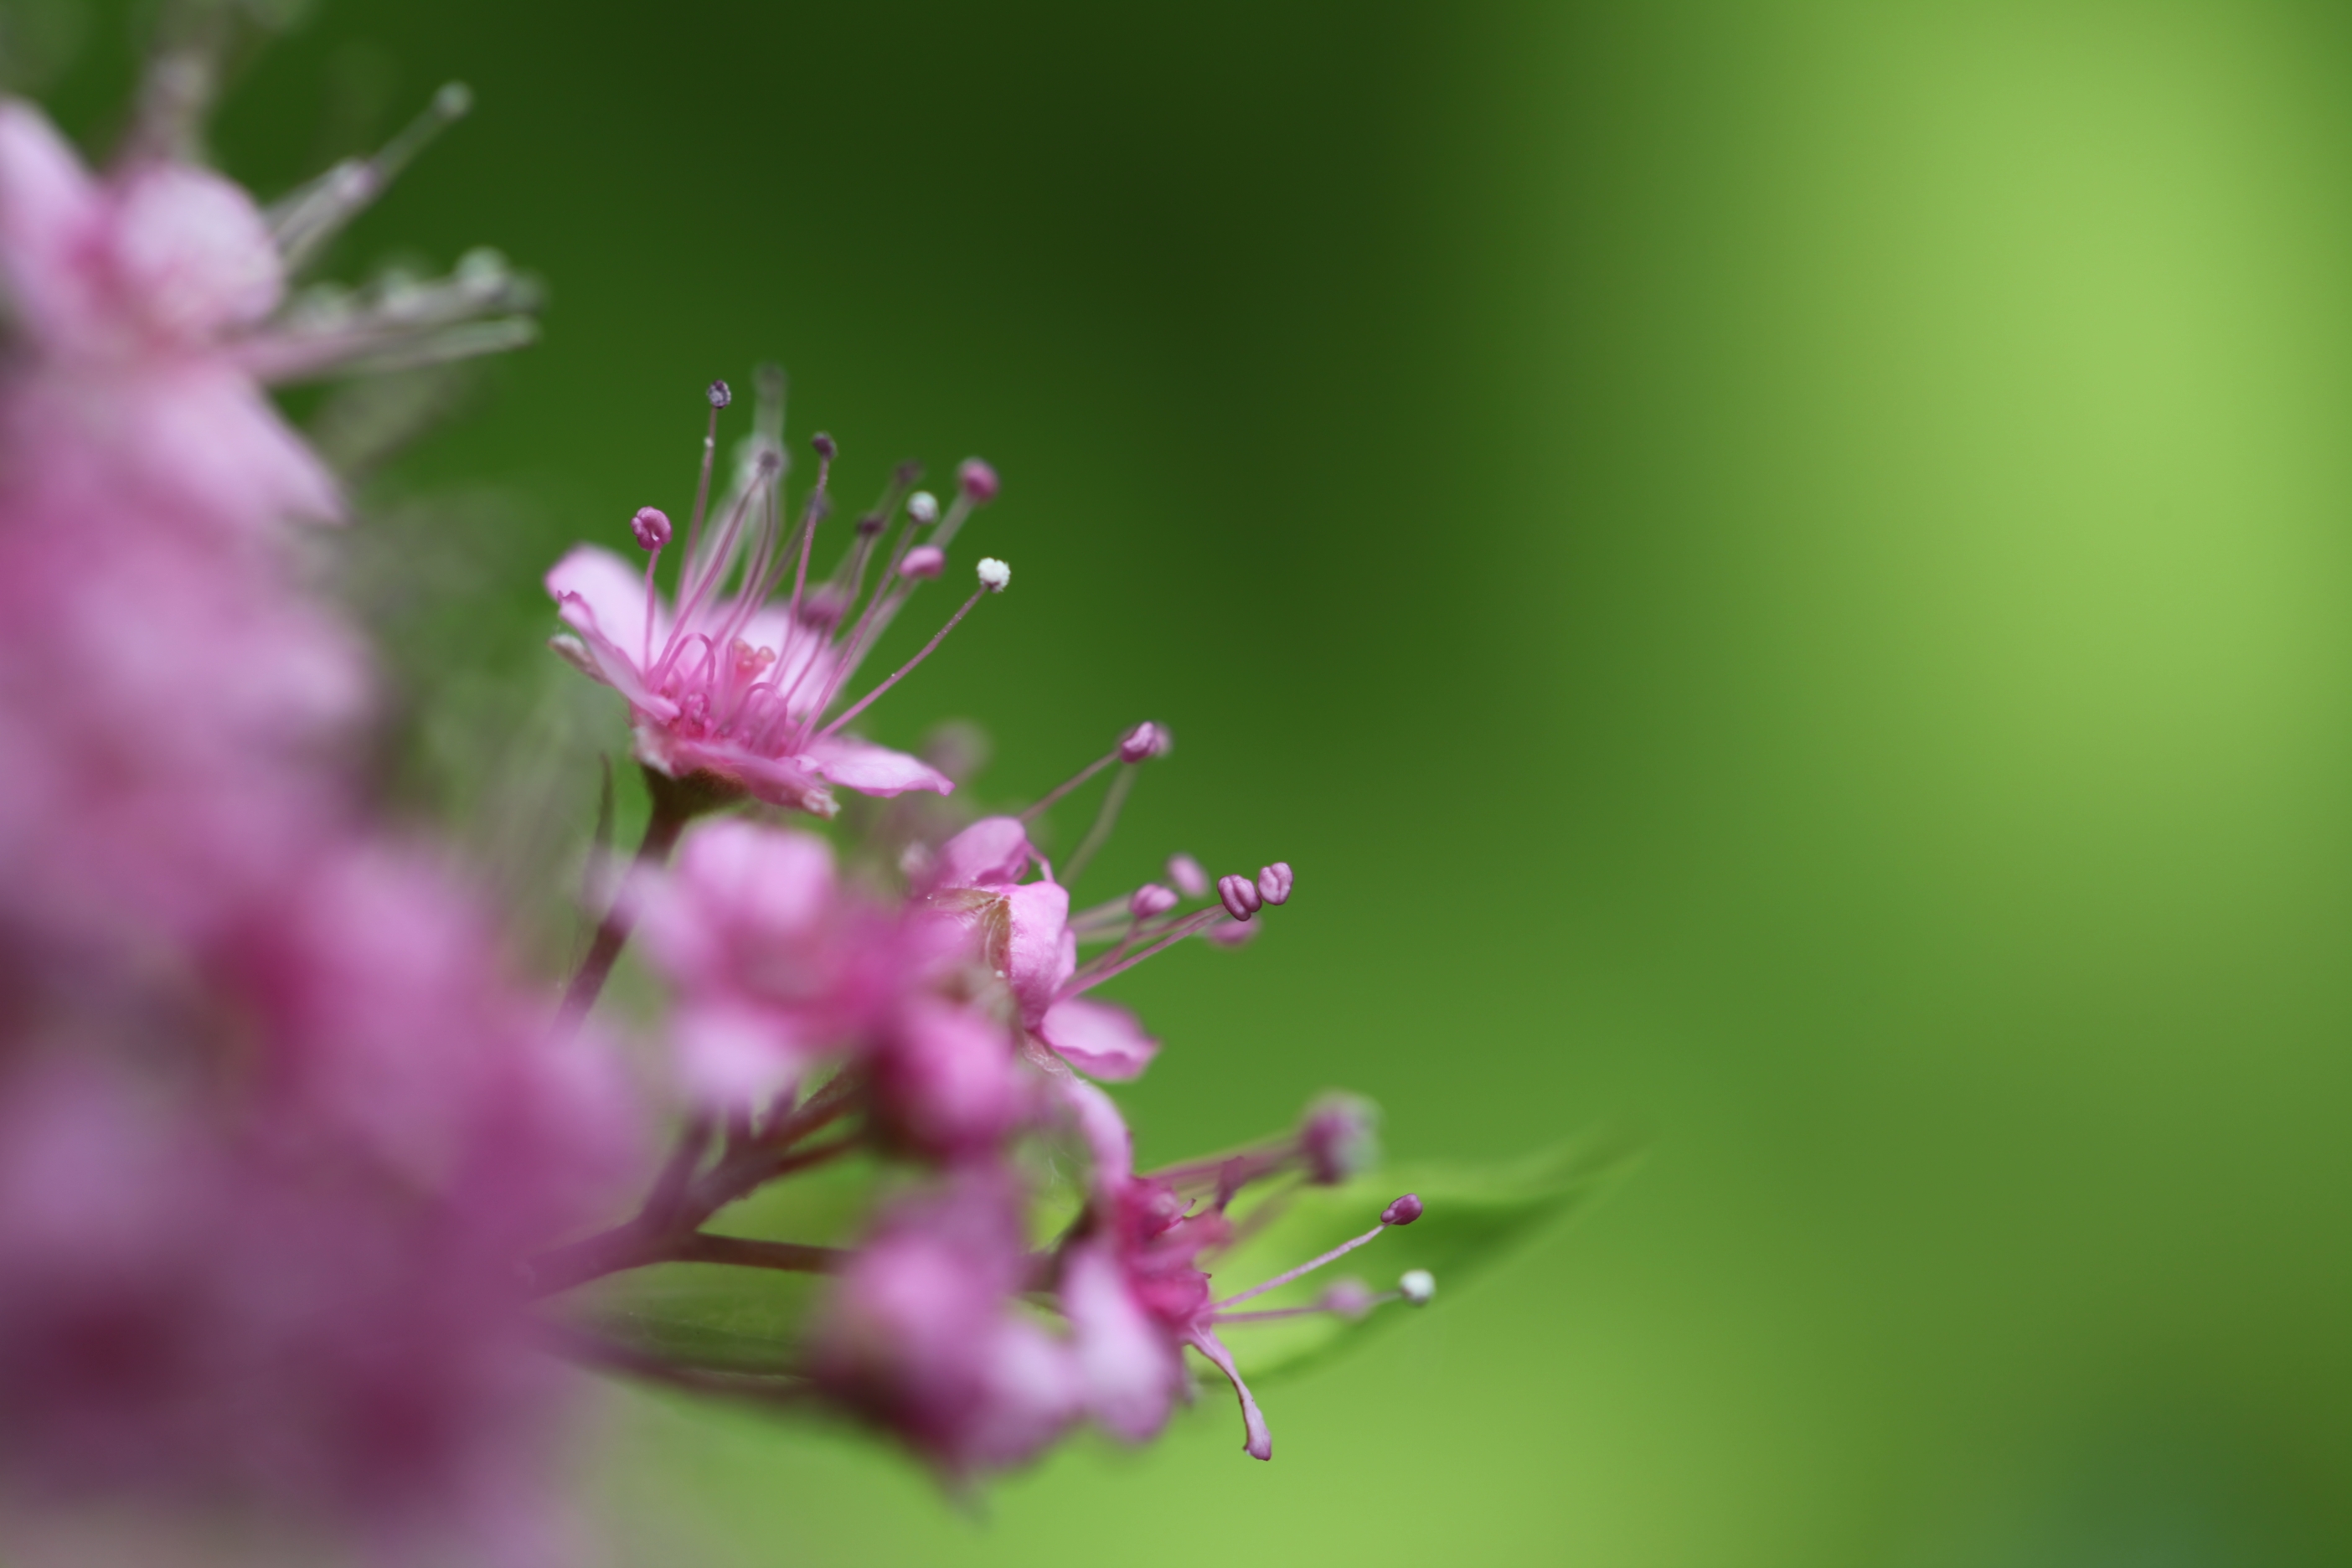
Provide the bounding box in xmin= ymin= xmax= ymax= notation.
xmin=0 ymin=13 xmax=1598 ymax=1565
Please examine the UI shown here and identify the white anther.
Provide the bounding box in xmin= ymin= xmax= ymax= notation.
xmin=1399 ymin=1269 xmax=1436 ymax=1306
xmin=907 ymin=491 xmax=941 ymax=525
xmin=976 ymin=558 xmax=1011 ymax=591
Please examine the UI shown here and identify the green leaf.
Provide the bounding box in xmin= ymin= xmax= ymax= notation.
xmin=562 ymin=1153 xmax=883 ymax=1374
xmin=1204 ymin=1130 xmax=1640 ymax=1384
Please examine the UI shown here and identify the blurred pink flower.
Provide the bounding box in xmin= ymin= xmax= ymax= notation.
xmin=807 ymin=1171 xmax=1080 ymax=1480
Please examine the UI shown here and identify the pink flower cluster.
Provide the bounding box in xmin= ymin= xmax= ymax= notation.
xmin=0 ymin=83 xmax=625 ymax=1567
xmin=0 ymin=35 xmax=1439 ymax=1564
xmin=533 ymin=377 xmax=1431 ymax=1481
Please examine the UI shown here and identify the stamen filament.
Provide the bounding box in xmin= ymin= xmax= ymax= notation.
xmin=1019 ymin=750 xmax=1119 ymax=824
xmin=1061 ymin=766 xmax=1136 ymax=886
xmin=817 ymin=585 xmax=988 ymax=740
xmin=1212 ymin=1220 xmax=1388 ymax=1311
xmin=1062 ymin=907 xmax=1229 ymax=995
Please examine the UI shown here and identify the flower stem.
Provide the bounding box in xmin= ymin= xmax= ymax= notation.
xmin=552 ymin=768 xmax=711 ymax=1036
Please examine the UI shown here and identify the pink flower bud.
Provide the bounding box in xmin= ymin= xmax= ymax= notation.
xmin=1298 ymin=1092 xmax=1378 ymax=1184
xmin=898 ymin=544 xmax=946 ymax=580
xmin=1118 ymin=721 xmax=1169 ymax=763
xmin=1167 ymin=854 xmax=1208 ymax=899
xmin=1380 ymin=1193 xmax=1424 ymax=1226
xmin=1217 ymin=874 xmax=1263 ymax=922
xmin=1128 ymin=884 xmax=1179 ymax=918
xmin=958 ymin=457 xmax=999 ymax=504
xmin=1256 ymin=862 xmax=1293 ymax=905
xmin=631 ymin=506 xmax=672 ymax=550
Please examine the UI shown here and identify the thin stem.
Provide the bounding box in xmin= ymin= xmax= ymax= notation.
xmin=552 ymin=783 xmax=691 ymax=1037
xmin=1062 ymin=906 xmax=1228 ymax=996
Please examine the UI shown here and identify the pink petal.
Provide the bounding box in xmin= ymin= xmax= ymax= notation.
xmin=546 ymin=544 xmax=663 ymax=654
xmin=111 ymin=163 xmax=281 ymax=340
xmin=1061 ymin=1240 xmax=1183 ymax=1443
xmin=653 ymin=738 xmax=833 ymax=816
xmin=1061 ymin=1080 xmax=1134 ymax=1188
xmin=802 ymin=735 xmax=953 ymax=797
xmin=1186 ymin=1325 xmax=1273 ymax=1461
xmin=0 ymin=101 xmax=105 ymax=350
xmin=932 ymin=816 xmax=1034 ymax=890
xmin=1002 ymin=880 xmax=1073 ymax=1026
xmin=1037 ymin=997 xmax=1160 ymax=1081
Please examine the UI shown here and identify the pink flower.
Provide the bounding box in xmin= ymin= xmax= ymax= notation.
xmin=0 ymin=845 xmax=633 ymax=1565
xmin=638 ymin=818 xmax=915 ymax=1105
xmin=807 ymin=1170 xmax=1079 ymax=1479
xmin=1055 ymin=1083 xmax=1422 ymax=1462
xmin=922 ymin=816 xmax=1297 ymax=1084
xmin=547 ymin=381 xmax=1008 ymax=816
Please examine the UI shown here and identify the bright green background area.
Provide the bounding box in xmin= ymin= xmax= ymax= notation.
xmin=34 ymin=1 xmax=2352 ymax=1562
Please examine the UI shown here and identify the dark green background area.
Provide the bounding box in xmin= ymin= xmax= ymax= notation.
xmin=31 ymin=1 xmax=2352 ymax=1562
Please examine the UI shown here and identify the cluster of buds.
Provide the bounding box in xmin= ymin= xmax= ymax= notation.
xmin=534 ymin=387 xmax=1435 ymax=1476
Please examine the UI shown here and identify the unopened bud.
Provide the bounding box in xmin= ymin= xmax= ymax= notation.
xmin=976 ymin=558 xmax=1011 ymax=591
xmin=706 ymin=379 xmax=732 ymax=409
xmin=1398 ymin=1269 xmax=1436 ymax=1306
xmin=1168 ymin=854 xmax=1209 ymax=898
xmin=898 ymin=544 xmax=946 ymax=580
xmin=908 ymin=491 xmax=941 ymax=525
xmin=958 ymin=457 xmax=1000 ymax=504
xmin=1119 ymin=721 xmax=1170 ymax=763
xmin=1218 ymin=873 xmax=1263 ymax=921
xmin=1298 ymin=1092 xmax=1379 ymax=1185
xmin=812 ymin=431 xmax=838 ymax=462
xmin=631 ymin=506 xmax=672 ymax=550
xmin=1256 ymin=862 xmax=1294 ymax=905
xmin=1380 ymin=1193 xmax=1424 ymax=1226
xmin=1129 ymin=884 xmax=1179 ymax=919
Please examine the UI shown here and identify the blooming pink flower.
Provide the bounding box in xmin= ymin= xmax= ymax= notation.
xmin=1056 ymin=1082 xmax=1422 ymax=1462
xmin=547 ymin=384 xmax=1011 ymax=816
xmin=922 ymin=815 xmax=1298 ymax=1083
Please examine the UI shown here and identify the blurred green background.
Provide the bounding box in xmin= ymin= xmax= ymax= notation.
xmin=30 ymin=0 xmax=2352 ymax=1561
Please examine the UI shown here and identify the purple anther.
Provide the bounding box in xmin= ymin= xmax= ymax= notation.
xmin=1129 ymin=884 xmax=1179 ymax=919
xmin=897 ymin=544 xmax=946 ymax=580
xmin=1256 ymin=862 xmax=1294 ymax=905
xmin=756 ymin=447 xmax=783 ymax=474
xmin=1168 ymin=854 xmax=1208 ymax=899
xmin=1380 ymin=1193 xmax=1424 ymax=1227
xmin=1118 ymin=721 xmax=1170 ymax=763
xmin=706 ymin=379 xmax=731 ymax=409
xmin=630 ymin=506 xmax=672 ymax=550
xmin=958 ymin=457 xmax=1000 ymax=504
xmin=1218 ymin=874 xmax=1263 ymax=922
xmin=812 ymin=431 xmax=838 ymax=461
xmin=893 ymin=459 xmax=924 ymax=487
xmin=855 ymin=512 xmax=886 ymax=534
